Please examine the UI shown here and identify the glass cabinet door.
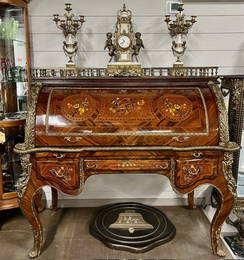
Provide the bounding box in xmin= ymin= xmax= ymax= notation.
xmin=0 ymin=3 xmax=28 ymax=117
xmin=0 ymin=0 xmax=29 ymax=210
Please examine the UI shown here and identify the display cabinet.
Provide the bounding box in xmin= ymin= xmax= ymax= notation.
xmin=0 ymin=118 xmax=25 ymax=210
xmin=0 ymin=0 xmax=31 ymax=211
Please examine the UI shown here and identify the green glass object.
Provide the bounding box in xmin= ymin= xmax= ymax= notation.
xmin=0 ymin=18 xmax=19 ymax=40
xmin=0 ymin=3 xmax=27 ymax=114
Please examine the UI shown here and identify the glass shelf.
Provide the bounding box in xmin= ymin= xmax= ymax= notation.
xmin=1 ymin=126 xmax=24 ymax=193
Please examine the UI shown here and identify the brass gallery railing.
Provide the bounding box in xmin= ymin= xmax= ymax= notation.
xmin=32 ymin=66 xmax=218 ymax=79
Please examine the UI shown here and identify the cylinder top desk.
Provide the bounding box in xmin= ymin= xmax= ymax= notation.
xmin=14 ymin=76 xmax=239 ymax=258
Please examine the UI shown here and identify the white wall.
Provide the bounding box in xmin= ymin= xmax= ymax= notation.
xmin=29 ymin=0 xmax=244 ymax=74
xmin=28 ymin=0 xmax=244 ymax=206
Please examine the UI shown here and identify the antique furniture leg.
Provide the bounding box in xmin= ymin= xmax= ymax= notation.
xmin=19 ymin=179 xmax=43 ymax=258
xmin=211 ymin=155 xmax=236 ymax=257
xmin=188 ymin=191 xmax=195 ymax=209
xmin=33 ymin=190 xmax=45 ymax=213
xmin=51 ymin=187 xmax=58 ymax=211
xmin=211 ymin=187 xmax=234 ymax=256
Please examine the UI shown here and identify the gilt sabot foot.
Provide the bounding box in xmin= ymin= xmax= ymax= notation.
xmin=216 ymin=248 xmax=226 ymax=257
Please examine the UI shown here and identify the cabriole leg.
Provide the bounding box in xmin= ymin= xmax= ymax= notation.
xmin=19 ymin=180 xmax=43 ymax=258
xmin=51 ymin=187 xmax=58 ymax=211
xmin=210 ymin=184 xmax=235 ymax=257
xmin=188 ymin=191 xmax=195 ymax=209
xmin=210 ymin=152 xmax=237 ymax=257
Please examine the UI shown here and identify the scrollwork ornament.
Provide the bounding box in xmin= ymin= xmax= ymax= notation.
xmin=16 ymin=154 xmax=32 ymax=200
xmin=106 ymin=65 xmax=143 ymax=77
xmin=25 ymin=83 xmax=43 ymax=149
xmin=231 ymin=79 xmax=244 ymax=110
xmin=183 ymin=165 xmax=201 ymax=183
xmin=222 ymin=152 xmax=236 ymax=197
xmin=208 ymin=81 xmax=229 ymax=145
xmin=15 ymin=82 xmax=42 ymax=199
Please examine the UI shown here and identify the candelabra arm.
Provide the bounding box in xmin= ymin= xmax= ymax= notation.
xmin=164 ymin=3 xmax=197 ymax=67
xmin=53 ymin=3 xmax=85 ymax=67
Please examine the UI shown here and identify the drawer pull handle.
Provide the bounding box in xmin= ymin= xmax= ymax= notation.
xmin=172 ymin=136 xmax=190 ymax=143
xmin=64 ymin=136 xmax=82 ymax=143
xmin=49 ymin=167 xmax=71 ymax=182
xmin=53 ymin=153 xmax=65 ymax=159
xmin=192 ymin=152 xmax=203 ymax=159
xmin=183 ymin=165 xmax=201 ymax=182
xmin=86 ymin=163 xmax=97 ymax=169
xmin=156 ymin=163 xmax=169 ymax=169
xmin=120 ymin=161 xmax=137 ymax=167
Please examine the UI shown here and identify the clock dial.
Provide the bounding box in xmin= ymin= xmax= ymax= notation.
xmin=118 ymin=35 xmax=131 ymax=49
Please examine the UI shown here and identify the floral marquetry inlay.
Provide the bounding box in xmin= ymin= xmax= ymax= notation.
xmin=96 ymin=94 xmax=157 ymax=122
xmin=158 ymin=94 xmax=193 ymax=122
xmin=109 ymin=97 xmax=145 ymax=114
xmin=61 ymin=94 xmax=96 ymax=122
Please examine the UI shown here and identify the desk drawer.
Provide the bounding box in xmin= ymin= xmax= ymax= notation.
xmin=84 ymin=159 xmax=170 ymax=171
xmin=36 ymin=160 xmax=80 ymax=189
xmin=175 ymin=159 xmax=218 ymax=188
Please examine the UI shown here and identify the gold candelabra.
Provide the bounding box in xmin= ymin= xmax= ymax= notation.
xmin=53 ymin=3 xmax=85 ymax=67
xmin=164 ymin=3 xmax=196 ymax=66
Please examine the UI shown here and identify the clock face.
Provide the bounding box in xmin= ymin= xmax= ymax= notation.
xmin=118 ymin=35 xmax=131 ymax=49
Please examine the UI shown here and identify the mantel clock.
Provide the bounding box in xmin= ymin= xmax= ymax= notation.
xmin=105 ymin=4 xmax=144 ymax=76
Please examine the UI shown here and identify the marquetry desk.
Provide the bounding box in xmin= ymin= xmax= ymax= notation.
xmin=14 ymin=77 xmax=239 ymax=258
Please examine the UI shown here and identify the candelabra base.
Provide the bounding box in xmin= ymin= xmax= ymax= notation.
xmin=173 ymin=62 xmax=184 ymax=67
xmin=66 ymin=62 xmax=76 ymax=68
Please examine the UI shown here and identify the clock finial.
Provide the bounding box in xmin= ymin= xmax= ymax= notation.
xmin=123 ymin=4 xmax=126 ymax=11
